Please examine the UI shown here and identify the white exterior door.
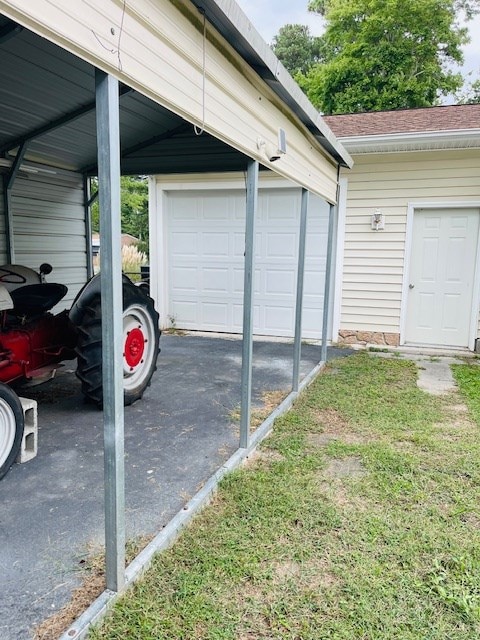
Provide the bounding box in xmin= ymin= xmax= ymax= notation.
xmin=405 ymin=208 xmax=480 ymax=347
xmin=165 ymin=187 xmax=328 ymax=338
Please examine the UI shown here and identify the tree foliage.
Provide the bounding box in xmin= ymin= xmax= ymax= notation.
xmin=271 ymin=24 xmax=321 ymax=76
xmin=456 ymin=78 xmax=480 ymax=103
xmin=91 ymin=175 xmax=149 ymax=254
xmin=302 ymin=0 xmax=479 ymax=114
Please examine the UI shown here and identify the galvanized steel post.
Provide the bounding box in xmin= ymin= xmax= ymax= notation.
xmin=240 ymin=159 xmax=258 ymax=448
xmin=83 ymin=175 xmax=94 ymax=279
xmin=3 ymin=142 xmax=27 ymax=263
xmin=292 ymin=188 xmax=309 ymax=391
xmin=95 ymin=69 xmax=125 ymax=593
xmin=321 ymin=202 xmax=336 ymax=363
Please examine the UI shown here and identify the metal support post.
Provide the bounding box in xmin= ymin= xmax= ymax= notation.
xmin=95 ymin=69 xmax=125 ymax=593
xmin=83 ymin=175 xmax=94 ymax=279
xmin=3 ymin=142 xmax=27 ymax=263
xmin=292 ymin=189 xmax=309 ymax=392
xmin=321 ymin=202 xmax=336 ymax=363
xmin=239 ymin=159 xmax=258 ymax=449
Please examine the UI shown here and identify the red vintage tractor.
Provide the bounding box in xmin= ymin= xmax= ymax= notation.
xmin=0 ymin=263 xmax=160 ymax=480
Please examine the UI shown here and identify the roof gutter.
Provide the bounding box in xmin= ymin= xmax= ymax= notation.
xmin=189 ymin=0 xmax=353 ymax=169
xmin=337 ymin=129 xmax=480 ymax=154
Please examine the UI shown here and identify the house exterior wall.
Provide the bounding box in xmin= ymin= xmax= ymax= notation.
xmin=338 ymin=149 xmax=480 ymax=347
xmin=0 ymin=0 xmax=340 ymax=202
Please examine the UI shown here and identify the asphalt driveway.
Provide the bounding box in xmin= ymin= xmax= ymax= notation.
xmin=0 ymin=334 xmax=350 ymax=639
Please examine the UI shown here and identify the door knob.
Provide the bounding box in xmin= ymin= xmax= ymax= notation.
xmin=409 ymin=284 xmax=414 ymax=289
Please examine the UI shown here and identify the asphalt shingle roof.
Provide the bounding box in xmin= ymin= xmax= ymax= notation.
xmin=324 ymin=104 xmax=480 ymax=137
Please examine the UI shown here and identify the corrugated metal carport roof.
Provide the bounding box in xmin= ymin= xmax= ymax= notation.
xmin=0 ymin=9 xmax=350 ymax=177
xmin=0 ymin=17 xmax=241 ymax=175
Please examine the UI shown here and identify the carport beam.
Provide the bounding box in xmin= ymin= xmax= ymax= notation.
xmin=292 ymin=188 xmax=309 ymax=392
xmin=240 ymin=159 xmax=259 ymax=449
xmin=95 ymin=69 xmax=125 ymax=593
xmin=3 ymin=142 xmax=27 ymax=263
xmin=321 ymin=202 xmax=336 ymax=363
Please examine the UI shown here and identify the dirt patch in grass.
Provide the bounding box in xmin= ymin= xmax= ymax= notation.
xmin=34 ymin=536 xmax=153 ymax=640
xmin=319 ymin=478 xmax=370 ymax=512
xmin=34 ymin=557 xmax=105 ymax=640
xmin=308 ymin=408 xmax=368 ymax=445
xmin=325 ymin=456 xmax=366 ymax=478
xmin=312 ymin=407 xmax=350 ymax=430
xmin=251 ymin=390 xmax=288 ymax=430
xmin=229 ymin=389 xmax=288 ymax=433
xmin=244 ymin=448 xmax=285 ymax=468
xmin=303 ymin=559 xmax=341 ymax=590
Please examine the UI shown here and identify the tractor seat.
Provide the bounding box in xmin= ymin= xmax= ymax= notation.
xmin=10 ymin=283 xmax=68 ymax=316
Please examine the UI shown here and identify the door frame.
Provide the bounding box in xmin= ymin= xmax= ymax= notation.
xmin=400 ymin=201 xmax=480 ymax=350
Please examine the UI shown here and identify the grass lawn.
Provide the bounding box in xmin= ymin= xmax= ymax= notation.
xmin=90 ymin=353 xmax=480 ymax=640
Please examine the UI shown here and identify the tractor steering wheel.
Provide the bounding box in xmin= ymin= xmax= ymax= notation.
xmin=0 ymin=268 xmax=27 ymax=284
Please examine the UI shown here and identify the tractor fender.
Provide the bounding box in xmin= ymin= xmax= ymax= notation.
xmin=69 ymin=273 xmax=134 ymax=325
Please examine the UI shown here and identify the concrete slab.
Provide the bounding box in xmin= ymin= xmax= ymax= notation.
xmin=416 ymin=358 xmax=459 ymax=396
xmin=0 ymin=334 xmax=351 ymax=640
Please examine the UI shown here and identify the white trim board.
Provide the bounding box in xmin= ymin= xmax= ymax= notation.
xmin=332 ymin=176 xmax=347 ymax=342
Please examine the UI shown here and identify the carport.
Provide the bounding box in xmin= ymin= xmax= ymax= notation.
xmin=0 ymin=0 xmax=351 ymax=637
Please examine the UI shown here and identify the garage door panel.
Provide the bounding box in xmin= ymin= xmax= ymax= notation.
xmin=266 ymin=233 xmax=296 ymax=258
xmin=171 ymin=266 xmax=198 ymax=291
xmin=306 ymin=232 xmax=327 ymax=257
xmin=171 ymin=232 xmax=197 ymax=256
xmin=233 ymin=268 xmax=262 ymax=294
xmin=233 ymin=232 xmax=245 ymax=256
xmin=201 ymin=195 xmax=230 ymax=220
xmin=303 ymin=269 xmax=326 ymax=296
xmin=264 ymin=306 xmax=294 ymax=333
xmin=265 ymin=269 xmax=296 ymax=296
xmin=201 ymin=302 xmax=229 ymax=327
xmin=202 ymin=267 xmax=229 ymax=293
xmin=171 ymin=301 xmax=197 ymax=324
xmin=302 ymin=308 xmax=323 ymax=337
xmin=170 ymin=197 xmax=199 ymax=220
xmin=265 ymin=191 xmax=299 ymax=221
xmin=202 ymin=232 xmax=230 ymax=256
xmin=232 ymin=304 xmax=261 ymax=331
xmin=166 ymin=189 xmax=329 ymax=338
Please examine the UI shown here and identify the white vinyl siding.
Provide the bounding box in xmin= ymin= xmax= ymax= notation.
xmin=341 ymin=149 xmax=480 ymax=338
xmin=9 ymin=168 xmax=87 ymax=307
xmin=0 ymin=0 xmax=339 ymax=202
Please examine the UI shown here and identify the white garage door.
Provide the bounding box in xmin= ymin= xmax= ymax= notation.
xmin=165 ymin=187 xmax=329 ymax=339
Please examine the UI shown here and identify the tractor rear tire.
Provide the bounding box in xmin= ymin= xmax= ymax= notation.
xmin=0 ymin=384 xmax=24 ymax=480
xmin=75 ymin=283 xmax=160 ymax=407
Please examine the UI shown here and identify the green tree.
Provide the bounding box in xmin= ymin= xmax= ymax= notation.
xmin=456 ymin=77 xmax=480 ymax=103
xmin=90 ymin=175 xmax=149 ymax=254
xmin=303 ymin=0 xmax=479 ymax=114
xmin=271 ymin=24 xmax=321 ymax=76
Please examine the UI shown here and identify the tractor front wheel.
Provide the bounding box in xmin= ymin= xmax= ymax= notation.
xmin=75 ymin=283 xmax=160 ymax=407
xmin=0 ymin=384 xmax=24 ymax=480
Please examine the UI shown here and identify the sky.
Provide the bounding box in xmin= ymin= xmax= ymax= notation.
xmin=235 ymin=0 xmax=480 ymax=82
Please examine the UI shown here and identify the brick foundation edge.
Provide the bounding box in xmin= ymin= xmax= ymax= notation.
xmin=338 ymin=330 xmax=400 ymax=347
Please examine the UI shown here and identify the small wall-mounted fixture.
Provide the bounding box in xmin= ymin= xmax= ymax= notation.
xmin=371 ymin=209 xmax=385 ymax=231
xmin=256 ymin=128 xmax=287 ymax=163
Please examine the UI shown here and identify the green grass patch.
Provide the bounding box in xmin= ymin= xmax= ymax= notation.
xmin=90 ymin=353 xmax=480 ymax=640
xmin=453 ymin=363 xmax=480 ymax=424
